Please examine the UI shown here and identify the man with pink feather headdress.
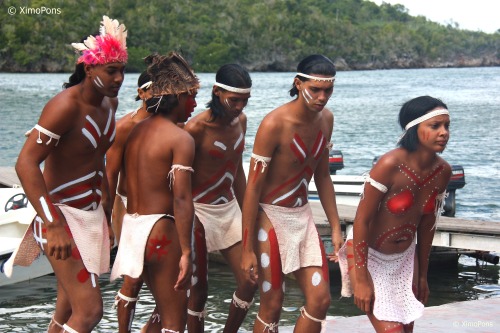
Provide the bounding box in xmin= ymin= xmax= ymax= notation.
xmin=5 ymin=15 xmax=127 ymax=333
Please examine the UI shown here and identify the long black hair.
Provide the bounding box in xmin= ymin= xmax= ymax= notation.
xmin=207 ymin=64 xmax=252 ymax=121
xmin=63 ymin=63 xmax=86 ymax=89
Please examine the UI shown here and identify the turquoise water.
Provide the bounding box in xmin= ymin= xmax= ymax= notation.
xmin=0 ymin=68 xmax=499 ymax=331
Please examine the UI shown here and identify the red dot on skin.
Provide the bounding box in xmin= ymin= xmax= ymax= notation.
xmin=77 ymin=268 xmax=90 ymax=283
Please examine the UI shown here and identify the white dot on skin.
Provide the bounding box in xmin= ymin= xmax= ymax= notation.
xmin=261 ymin=253 xmax=270 ymax=268
xmin=262 ymin=281 xmax=271 ymax=293
xmin=311 ymin=272 xmax=321 ymax=286
xmin=258 ymin=228 xmax=268 ymax=242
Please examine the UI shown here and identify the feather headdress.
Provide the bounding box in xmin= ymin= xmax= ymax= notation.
xmin=145 ymin=52 xmax=200 ymax=96
xmin=71 ymin=15 xmax=128 ymax=65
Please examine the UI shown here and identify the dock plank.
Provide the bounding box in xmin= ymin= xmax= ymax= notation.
xmin=311 ymin=202 xmax=500 ymax=252
xmin=279 ymin=297 xmax=500 ymax=333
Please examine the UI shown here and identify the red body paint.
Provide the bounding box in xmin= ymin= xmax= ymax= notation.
xmin=268 ymin=228 xmax=282 ymax=290
xmin=146 ymin=235 xmax=171 ymax=261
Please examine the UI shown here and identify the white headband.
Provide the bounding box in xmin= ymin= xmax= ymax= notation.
xmin=296 ymin=73 xmax=336 ymax=82
xmin=139 ymin=81 xmax=152 ymax=90
xmin=214 ymin=82 xmax=251 ymax=94
xmin=405 ymin=109 xmax=450 ymax=130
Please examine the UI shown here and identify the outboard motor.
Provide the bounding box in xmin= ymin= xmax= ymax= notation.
xmin=329 ymin=150 xmax=344 ymax=174
xmin=442 ymin=165 xmax=466 ymax=217
xmin=372 ymin=156 xmax=466 ymax=217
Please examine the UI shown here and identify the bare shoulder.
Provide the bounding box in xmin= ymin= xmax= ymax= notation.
xmin=115 ymin=112 xmax=136 ymax=134
xmin=172 ymin=125 xmax=195 ymax=148
xmin=371 ymin=149 xmax=402 ymax=175
xmin=37 ymin=87 xmax=81 ymax=133
xmin=322 ymin=107 xmax=334 ymax=122
xmin=436 ymin=155 xmax=452 ymax=183
xmin=259 ymin=106 xmax=287 ymax=132
xmin=184 ymin=109 xmax=210 ymax=136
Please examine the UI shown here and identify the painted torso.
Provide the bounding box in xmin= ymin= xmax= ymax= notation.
xmin=369 ymin=163 xmax=447 ymax=252
xmin=190 ymin=115 xmax=245 ymax=205
xmin=258 ymin=116 xmax=330 ymax=208
xmin=45 ymin=102 xmax=116 ymax=211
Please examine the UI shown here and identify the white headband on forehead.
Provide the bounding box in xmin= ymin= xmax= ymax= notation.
xmin=405 ymin=108 xmax=450 ymax=130
xmin=214 ymin=82 xmax=251 ymax=94
xmin=139 ymin=81 xmax=152 ymax=90
xmin=296 ymin=72 xmax=336 ymax=82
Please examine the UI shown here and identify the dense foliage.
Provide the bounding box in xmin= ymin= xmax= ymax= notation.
xmin=1 ymin=0 xmax=498 ymax=72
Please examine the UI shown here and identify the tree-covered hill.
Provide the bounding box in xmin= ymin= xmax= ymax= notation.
xmin=1 ymin=0 xmax=498 ymax=72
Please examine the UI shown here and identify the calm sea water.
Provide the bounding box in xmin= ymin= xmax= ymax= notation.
xmin=0 ymin=68 xmax=499 ymax=331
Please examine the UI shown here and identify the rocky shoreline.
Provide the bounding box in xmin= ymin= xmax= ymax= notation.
xmin=1 ymin=53 xmax=498 ymax=73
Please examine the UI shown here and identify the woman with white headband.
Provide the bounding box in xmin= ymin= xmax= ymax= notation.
xmin=338 ymin=95 xmax=452 ymax=332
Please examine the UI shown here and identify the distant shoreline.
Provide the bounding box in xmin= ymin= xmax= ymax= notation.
xmin=1 ymin=60 xmax=499 ymax=74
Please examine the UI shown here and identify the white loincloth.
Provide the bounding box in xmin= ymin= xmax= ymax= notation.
xmin=194 ymin=198 xmax=242 ymax=252
xmin=259 ymin=203 xmax=322 ymax=275
xmin=339 ymin=229 xmax=424 ymax=324
xmin=4 ymin=204 xmax=110 ymax=277
xmin=116 ymin=191 xmax=127 ymax=208
xmin=110 ymin=213 xmax=167 ymax=281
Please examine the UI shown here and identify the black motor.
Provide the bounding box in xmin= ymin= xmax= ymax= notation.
xmin=328 ymin=150 xmax=344 ymax=174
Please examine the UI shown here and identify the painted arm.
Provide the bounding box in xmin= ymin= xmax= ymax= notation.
xmin=234 ymin=159 xmax=247 ymax=208
xmin=100 ymin=157 xmax=114 ymax=249
xmin=15 ymin=96 xmax=75 ymax=260
xmin=103 ymin=119 xmax=129 ymax=223
xmin=241 ymin=118 xmax=278 ymax=283
xmin=234 ymin=114 xmax=248 ymax=208
xmin=417 ymin=163 xmax=451 ymax=304
xmin=314 ymin=149 xmax=343 ymax=261
xmin=171 ymin=133 xmax=195 ymax=291
xmin=352 ymin=156 xmax=392 ymax=313
xmin=415 ymin=213 xmax=436 ymax=305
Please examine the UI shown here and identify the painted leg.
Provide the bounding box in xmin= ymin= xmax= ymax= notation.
xmin=221 ymin=242 xmax=257 ymax=333
xmin=187 ymin=222 xmax=208 ymax=333
xmin=293 ymin=248 xmax=331 ymax=333
xmin=145 ymin=217 xmax=188 ymax=331
xmin=114 ymin=275 xmax=143 ymax=333
xmin=253 ymin=222 xmax=284 ymax=333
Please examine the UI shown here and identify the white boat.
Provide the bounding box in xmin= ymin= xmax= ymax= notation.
xmin=0 ymin=187 xmax=53 ymax=287
xmin=308 ymin=175 xmax=364 ymax=206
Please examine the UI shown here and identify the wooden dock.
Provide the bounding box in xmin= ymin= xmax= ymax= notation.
xmin=312 ymin=201 xmax=500 ymax=252
xmin=280 ymin=297 xmax=500 ymax=333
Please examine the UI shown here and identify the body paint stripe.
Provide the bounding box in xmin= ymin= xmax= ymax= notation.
xmin=268 ymin=228 xmax=282 ymax=290
xmin=50 ymin=172 xmax=97 ymax=194
xmin=271 ymin=179 xmax=308 ymax=205
xmin=234 ymin=133 xmax=244 ymax=150
xmin=208 ymin=150 xmax=225 ymax=159
xmin=214 ymin=141 xmax=227 ymax=150
xmin=82 ymin=128 xmax=98 ymax=148
xmin=103 ymin=109 xmax=112 ymax=135
xmin=263 ymin=166 xmax=313 ymax=203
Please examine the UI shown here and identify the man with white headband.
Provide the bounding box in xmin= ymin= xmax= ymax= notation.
xmin=338 ymin=96 xmax=452 ymax=332
xmin=241 ymin=54 xmax=343 ymax=333
xmin=6 ymin=15 xmax=127 ymax=332
xmin=103 ymin=70 xmax=158 ymax=333
xmin=184 ymin=63 xmax=257 ymax=333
